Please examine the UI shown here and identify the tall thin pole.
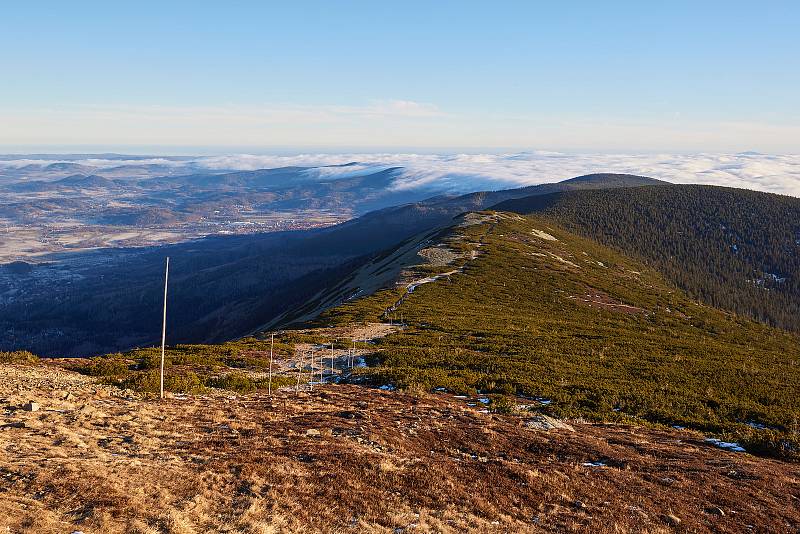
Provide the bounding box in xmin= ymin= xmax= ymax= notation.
xmin=268 ymin=333 xmax=274 ymax=396
xmin=295 ymin=349 xmax=303 ymax=395
xmin=330 ymin=342 xmax=334 ymax=377
xmin=160 ymin=257 xmax=169 ymax=400
xmin=309 ymin=349 xmax=314 ymax=391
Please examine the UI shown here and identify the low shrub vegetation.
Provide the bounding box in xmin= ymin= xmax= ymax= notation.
xmin=324 ymin=212 xmax=800 ymax=460
xmin=86 ymin=335 xmax=296 ymax=395
xmin=0 ymin=351 xmax=39 ymax=364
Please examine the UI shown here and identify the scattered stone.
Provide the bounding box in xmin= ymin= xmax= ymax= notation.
xmin=705 ymin=506 xmax=725 ymax=516
xmin=2 ymin=421 xmax=25 ymax=429
xmin=663 ymin=514 xmax=681 ymax=526
xmin=525 ymin=414 xmax=575 ymax=432
xmin=305 ymin=428 xmax=321 ymax=437
xmin=23 ymin=401 xmax=39 ymax=412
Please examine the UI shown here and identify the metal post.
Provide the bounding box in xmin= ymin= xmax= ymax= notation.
xmin=268 ymin=333 xmax=274 ymax=396
xmin=295 ymin=349 xmax=303 ymax=395
xmin=309 ymin=349 xmax=314 ymax=391
xmin=160 ymin=257 xmax=169 ymax=400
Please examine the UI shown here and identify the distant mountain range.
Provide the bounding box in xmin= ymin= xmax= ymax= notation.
xmin=4 ymin=171 xmax=799 ymax=358
xmin=0 ymin=173 xmax=663 ymax=356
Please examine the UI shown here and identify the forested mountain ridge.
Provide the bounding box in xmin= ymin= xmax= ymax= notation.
xmin=342 ymin=173 xmax=666 ymax=240
xmin=494 ymin=184 xmax=800 ymax=332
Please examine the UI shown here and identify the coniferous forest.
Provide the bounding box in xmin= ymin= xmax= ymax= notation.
xmin=495 ymin=184 xmax=800 ymax=333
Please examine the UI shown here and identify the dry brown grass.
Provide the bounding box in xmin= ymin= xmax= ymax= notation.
xmin=1 ymin=362 xmax=799 ymax=533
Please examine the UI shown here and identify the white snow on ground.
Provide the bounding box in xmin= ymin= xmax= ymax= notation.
xmin=531 ymin=229 xmax=558 ymax=241
xmin=705 ymin=438 xmax=746 ymax=453
xmin=406 ymin=269 xmax=461 ymax=293
xmin=582 ymin=461 xmax=607 ymax=467
xmin=548 ymin=253 xmax=580 ymax=269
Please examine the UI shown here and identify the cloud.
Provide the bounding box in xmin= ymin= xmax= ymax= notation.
xmin=195 ymin=152 xmax=800 ymax=196
xmin=2 ymin=151 xmax=800 ymax=197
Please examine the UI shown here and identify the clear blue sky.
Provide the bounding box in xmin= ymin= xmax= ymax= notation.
xmin=1 ymin=1 xmax=798 ymax=152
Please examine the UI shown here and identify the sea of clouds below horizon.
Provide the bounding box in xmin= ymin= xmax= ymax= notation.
xmin=2 ymin=152 xmax=800 ymax=198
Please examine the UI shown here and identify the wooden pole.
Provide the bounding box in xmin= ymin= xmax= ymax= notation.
xmin=160 ymin=257 xmax=169 ymax=400
xmin=268 ymin=333 xmax=274 ymax=396
xmin=330 ymin=342 xmax=334 ymax=377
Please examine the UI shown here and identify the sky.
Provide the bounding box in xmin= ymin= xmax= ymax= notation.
xmin=1 ymin=1 xmax=799 ymax=152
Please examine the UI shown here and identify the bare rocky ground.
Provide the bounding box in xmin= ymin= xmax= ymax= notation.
xmin=1 ymin=362 xmax=799 ymax=534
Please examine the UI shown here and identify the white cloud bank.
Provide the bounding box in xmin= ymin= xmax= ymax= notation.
xmin=195 ymin=151 xmax=800 ymax=197
xmin=1 ymin=151 xmax=800 ymax=197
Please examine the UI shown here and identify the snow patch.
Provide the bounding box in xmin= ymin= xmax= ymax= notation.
xmin=705 ymin=438 xmax=746 ymax=453
xmin=531 ymin=229 xmax=558 ymax=241
xmin=582 ymin=461 xmax=607 ymax=467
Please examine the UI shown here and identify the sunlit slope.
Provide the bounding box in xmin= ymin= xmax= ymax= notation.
xmin=324 ymin=212 xmax=800 ymax=455
xmin=494 ymin=184 xmax=800 ymax=333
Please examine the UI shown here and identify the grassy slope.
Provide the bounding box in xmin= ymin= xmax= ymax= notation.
xmin=4 ymin=367 xmax=799 ymax=533
xmin=323 ymin=212 xmax=800 ymax=456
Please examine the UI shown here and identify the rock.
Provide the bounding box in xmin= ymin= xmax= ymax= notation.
xmin=663 ymin=514 xmax=681 ymax=526
xmin=525 ymin=414 xmax=575 ymax=432
xmin=705 ymin=506 xmax=725 ymax=516
xmin=574 ymin=500 xmax=587 ymax=510
xmin=23 ymin=401 xmax=39 ymax=412
xmin=2 ymin=421 xmax=25 ymax=429
xmin=305 ymin=428 xmax=321 ymax=437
